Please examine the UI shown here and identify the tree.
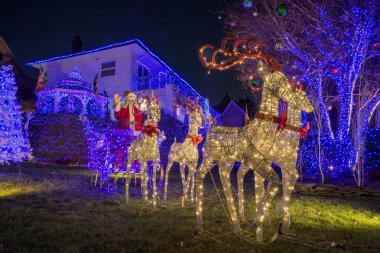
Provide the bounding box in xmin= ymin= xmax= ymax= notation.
xmin=218 ymin=92 xmax=232 ymax=107
xmin=221 ymin=0 xmax=380 ymax=184
xmin=238 ymin=94 xmax=260 ymax=118
xmin=0 ymin=65 xmax=32 ymax=164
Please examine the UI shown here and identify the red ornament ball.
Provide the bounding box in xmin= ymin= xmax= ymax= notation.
xmin=330 ymin=67 xmax=339 ymax=74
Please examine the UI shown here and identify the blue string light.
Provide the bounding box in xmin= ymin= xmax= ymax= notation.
xmin=286 ymin=2 xmax=380 ymax=177
xmin=0 ymin=65 xmax=32 ymax=164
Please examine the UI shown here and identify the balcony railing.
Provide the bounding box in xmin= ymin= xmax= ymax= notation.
xmin=132 ymin=72 xmax=181 ymax=90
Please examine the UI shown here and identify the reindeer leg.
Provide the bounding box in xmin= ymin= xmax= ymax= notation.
xmin=159 ymin=163 xmax=164 ymax=182
xmin=141 ymin=162 xmax=149 ymax=203
xmin=237 ymin=163 xmax=250 ymax=222
xmin=253 ymin=165 xmax=280 ymax=243
xmin=254 ymin=171 xmax=267 ymax=221
xmin=184 ymin=164 xmax=194 ymax=202
xmin=280 ymin=163 xmax=298 ymax=228
xmin=152 ymin=161 xmax=158 ymax=208
xmin=94 ymin=171 xmax=99 ymax=186
xmin=164 ymin=161 xmax=173 ymax=200
xmin=180 ymin=164 xmax=186 ymax=197
xmin=220 ymin=162 xmax=241 ymax=234
xmin=196 ymin=160 xmax=212 ymax=232
xmin=125 ymin=160 xmax=132 ymax=204
xmin=190 ymin=167 xmax=196 ymax=204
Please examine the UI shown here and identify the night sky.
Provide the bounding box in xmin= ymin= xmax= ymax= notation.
xmin=1 ymin=0 xmax=245 ymax=104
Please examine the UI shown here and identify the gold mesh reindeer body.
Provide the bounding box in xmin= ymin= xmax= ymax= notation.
xmin=164 ymin=98 xmax=203 ymax=203
xmin=197 ymin=38 xmax=313 ymax=242
xmin=238 ymin=90 xmax=313 ymax=228
xmin=126 ymin=92 xmax=161 ymax=208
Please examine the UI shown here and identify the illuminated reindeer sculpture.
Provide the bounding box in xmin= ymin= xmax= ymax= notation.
xmin=125 ymin=91 xmax=161 ymax=208
xmin=164 ymin=97 xmax=204 ymax=203
xmin=196 ymin=37 xmax=312 ymax=242
xmin=237 ymin=77 xmax=313 ymax=228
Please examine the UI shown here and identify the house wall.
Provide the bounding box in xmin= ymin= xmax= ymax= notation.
xmin=45 ymin=46 xmax=135 ymax=97
xmin=220 ymin=104 xmax=244 ymax=127
xmin=37 ymin=43 xmax=201 ymax=121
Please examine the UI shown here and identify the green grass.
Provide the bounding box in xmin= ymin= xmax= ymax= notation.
xmin=0 ymin=163 xmax=379 ymax=253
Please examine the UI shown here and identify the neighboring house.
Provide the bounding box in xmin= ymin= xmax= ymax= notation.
xmin=27 ymin=39 xmax=216 ymax=121
xmin=214 ymin=100 xmax=249 ymax=127
xmin=0 ymin=36 xmax=36 ymax=111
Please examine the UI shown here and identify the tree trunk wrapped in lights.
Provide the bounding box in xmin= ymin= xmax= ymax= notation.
xmin=164 ymin=96 xmax=204 ymax=203
xmin=197 ymin=38 xmax=313 ymax=242
xmin=125 ymin=92 xmax=161 ymax=208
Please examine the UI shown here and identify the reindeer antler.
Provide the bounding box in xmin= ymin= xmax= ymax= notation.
xmin=288 ymin=76 xmax=303 ymax=91
xmin=151 ymin=90 xmax=159 ymax=103
xmin=136 ymin=91 xmax=147 ymax=106
xmin=172 ymin=95 xmax=187 ymax=109
xmin=172 ymin=95 xmax=201 ymax=112
xmin=199 ymin=36 xmax=282 ymax=72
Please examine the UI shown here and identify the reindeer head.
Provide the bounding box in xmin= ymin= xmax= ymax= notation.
xmin=288 ymin=79 xmax=314 ymax=113
xmin=145 ymin=91 xmax=161 ymax=125
xmin=173 ymin=95 xmax=204 ymax=129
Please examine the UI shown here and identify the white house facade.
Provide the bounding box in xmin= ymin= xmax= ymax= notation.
xmin=27 ymin=39 xmax=216 ymax=121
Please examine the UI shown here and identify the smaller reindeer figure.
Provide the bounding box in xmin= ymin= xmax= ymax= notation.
xmin=164 ymin=96 xmax=204 ymax=203
xmin=125 ymin=91 xmax=161 ymax=208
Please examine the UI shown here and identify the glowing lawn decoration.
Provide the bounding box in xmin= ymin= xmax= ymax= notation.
xmin=0 ymin=65 xmax=32 ymax=164
xmin=197 ymin=37 xmax=313 ymax=242
xmin=125 ymin=92 xmax=161 ymax=208
xmin=164 ymin=96 xmax=204 ymax=203
xmin=238 ymin=77 xmax=313 ymax=228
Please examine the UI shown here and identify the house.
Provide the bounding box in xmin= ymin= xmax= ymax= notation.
xmin=27 ymin=39 xmax=216 ymax=121
xmin=214 ymin=100 xmax=249 ymax=127
xmin=25 ymin=38 xmax=218 ymax=165
xmin=0 ymin=37 xmax=36 ymax=111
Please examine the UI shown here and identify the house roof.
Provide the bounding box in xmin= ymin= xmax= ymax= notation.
xmin=25 ymin=39 xmax=220 ymax=117
xmin=26 ymin=39 xmax=202 ymax=97
xmin=221 ymin=101 xmax=247 ymax=116
xmin=213 ymin=100 xmax=247 ymax=117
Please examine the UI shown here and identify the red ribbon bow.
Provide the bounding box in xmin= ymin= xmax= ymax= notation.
xmin=187 ymin=134 xmax=203 ymax=146
xmin=300 ymin=123 xmax=310 ymax=138
xmin=142 ymin=125 xmax=159 ymax=137
xmin=278 ymin=110 xmax=288 ymax=131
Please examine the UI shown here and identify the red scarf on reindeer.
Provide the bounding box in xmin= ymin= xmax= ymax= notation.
xmin=187 ymin=134 xmax=203 ymax=146
xmin=142 ymin=125 xmax=159 ymax=137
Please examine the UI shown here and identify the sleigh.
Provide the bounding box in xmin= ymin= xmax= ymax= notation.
xmin=90 ymin=128 xmax=142 ymax=189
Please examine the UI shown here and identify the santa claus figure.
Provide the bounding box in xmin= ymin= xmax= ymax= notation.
xmin=113 ymin=91 xmax=144 ymax=136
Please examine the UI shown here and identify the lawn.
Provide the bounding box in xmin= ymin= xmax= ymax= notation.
xmin=0 ymin=163 xmax=379 ymax=253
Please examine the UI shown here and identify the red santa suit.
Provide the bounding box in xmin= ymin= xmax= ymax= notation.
xmin=114 ymin=100 xmax=144 ymax=134
xmin=113 ymin=92 xmax=144 ymax=166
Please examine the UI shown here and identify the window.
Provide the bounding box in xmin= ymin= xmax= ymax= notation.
xmin=137 ymin=63 xmax=150 ymax=78
xmin=101 ymin=61 xmax=116 ymax=77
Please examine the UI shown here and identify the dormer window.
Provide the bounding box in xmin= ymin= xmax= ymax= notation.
xmin=101 ymin=61 xmax=116 ymax=77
